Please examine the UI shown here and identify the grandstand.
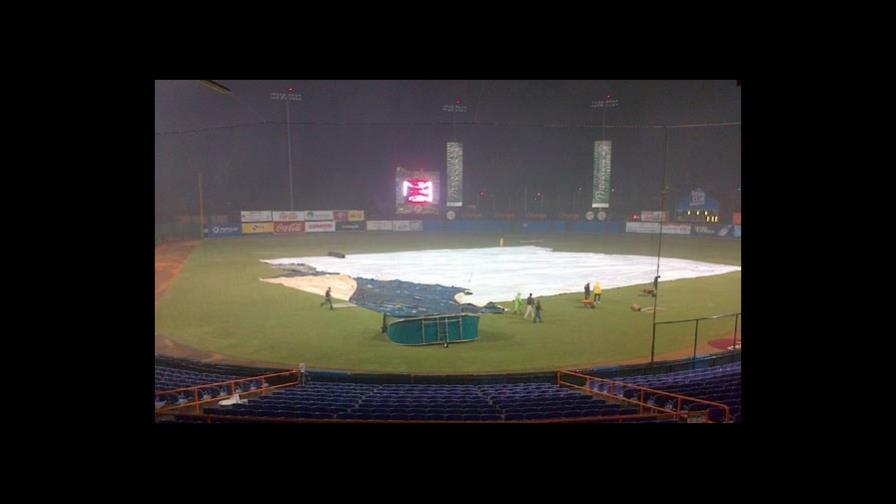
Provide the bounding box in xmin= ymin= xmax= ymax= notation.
xmin=155 ymin=80 xmax=741 ymax=424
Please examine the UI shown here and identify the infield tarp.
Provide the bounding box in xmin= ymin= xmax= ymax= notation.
xmin=262 ymin=246 xmax=740 ymax=306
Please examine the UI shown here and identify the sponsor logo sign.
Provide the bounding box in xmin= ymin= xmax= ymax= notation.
xmin=207 ymin=224 xmax=241 ymax=237
xmin=305 ymin=221 xmax=335 ymax=232
xmin=446 ymin=142 xmax=463 ymax=207
xmin=333 ymin=210 xmax=349 ymax=222
xmin=241 ymin=210 xmax=273 ymax=222
xmin=592 ymin=140 xmax=612 ymax=208
xmin=274 ymin=221 xmax=305 ymax=234
xmin=626 ymin=222 xmax=691 ymax=234
xmin=393 ymin=220 xmax=411 ymax=231
xmin=408 ymin=220 xmax=423 ymax=231
xmin=336 ymin=222 xmax=364 ymax=231
xmin=241 ymin=222 xmax=274 ymax=234
xmin=693 ymin=225 xmax=718 ymax=235
xmin=303 ymin=210 xmax=334 ymax=221
xmin=348 ymin=210 xmax=365 ymax=221
xmin=366 ymin=220 xmax=394 ymax=231
xmin=640 ymin=211 xmax=669 ymax=222
xmin=690 ymin=188 xmax=706 ymax=206
xmin=662 ymin=224 xmax=692 ymax=235
xmin=272 ymin=211 xmax=303 ymax=222
xmin=626 ymin=222 xmax=661 ymax=233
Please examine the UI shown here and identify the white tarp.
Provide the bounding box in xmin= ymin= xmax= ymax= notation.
xmin=261 ymin=246 xmax=740 ymax=306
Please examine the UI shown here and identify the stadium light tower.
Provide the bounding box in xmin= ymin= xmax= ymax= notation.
xmin=590 ymin=94 xmax=620 ymax=140
xmin=271 ymin=86 xmax=302 ymax=210
xmin=442 ymin=98 xmax=467 ymax=141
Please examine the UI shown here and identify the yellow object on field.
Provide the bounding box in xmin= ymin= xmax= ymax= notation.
xmin=500 ymin=237 xmax=504 ymax=247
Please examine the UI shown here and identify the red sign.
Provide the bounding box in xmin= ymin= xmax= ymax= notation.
xmin=274 ymin=221 xmax=304 ymax=234
xmin=403 ymin=179 xmax=434 ymax=203
xmin=333 ymin=210 xmax=349 ymax=222
xmin=732 ymin=212 xmax=741 ymax=225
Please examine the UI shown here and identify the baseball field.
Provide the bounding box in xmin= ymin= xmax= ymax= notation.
xmin=154 ymin=232 xmax=741 ymax=374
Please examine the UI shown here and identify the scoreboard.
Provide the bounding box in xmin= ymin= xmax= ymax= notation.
xmin=395 ymin=167 xmax=440 ymax=215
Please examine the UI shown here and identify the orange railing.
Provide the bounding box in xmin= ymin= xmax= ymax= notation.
xmin=155 ymin=370 xmax=300 ymax=416
xmin=557 ymin=370 xmax=732 ymax=423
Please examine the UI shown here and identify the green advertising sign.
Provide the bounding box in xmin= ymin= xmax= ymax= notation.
xmin=592 ymin=141 xmax=612 ymax=208
xmin=447 ymin=142 xmax=463 ymax=207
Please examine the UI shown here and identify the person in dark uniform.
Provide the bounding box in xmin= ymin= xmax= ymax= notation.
xmin=321 ymin=287 xmax=334 ymax=310
xmin=533 ymin=299 xmax=543 ymax=323
xmin=584 ymin=282 xmax=591 ymax=301
xmin=524 ymin=293 xmax=535 ymax=320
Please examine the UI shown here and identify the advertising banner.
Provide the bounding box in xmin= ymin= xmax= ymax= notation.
xmin=242 ymin=222 xmax=274 ymax=234
xmin=366 ymin=220 xmax=394 ymax=231
xmin=592 ymin=141 xmax=612 ymax=208
xmin=302 ymin=210 xmax=334 ymax=221
xmin=626 ymin=222 xmax=661 ymax=233
xmin=333 ymin=210 xmax=349 ymax=222
xmin=640 ymin=211 xmax=669 ymax=223
xmin=408 ymin=220 xmax=423 ymax=231
xmin=626 ymin=222 xmax=691 ymax=234
xmin=336 ymin=222 xmax=364 ymax=231
xmin=272 ymin=211 xmax=303 ymax=222
xmin=446 ymin=142 xmax=463 ymax=207
xmin=692 ymin=224 xmax=719 ymax=235
xmin=207 ymin=224 xmax=241 ymax=237
xmin=733 ymin=212 xmax=741 ymax=225
xmin=348 ymin=210 xmax=365 ymax=221
xmin=661 ymin=224 xmax=692 ymax=235
xmin=274 ymin=221 xmax=305 ymax=234
xmin=241 ymin=211 xmax=273 ymax=222
xmin=393 ymin=220 xmax=411 ymax=231
xmin=305 ymin=221 xmax=336 ymax=232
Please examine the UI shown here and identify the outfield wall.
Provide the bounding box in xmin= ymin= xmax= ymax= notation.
xmin=197 ymin=208 xmax=738 ymax=239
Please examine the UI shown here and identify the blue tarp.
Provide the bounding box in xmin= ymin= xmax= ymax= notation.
xmin=350 ymin=277 xmax=505 ymax=317
xmin=269 ymin=263 xmax=505 ymax=317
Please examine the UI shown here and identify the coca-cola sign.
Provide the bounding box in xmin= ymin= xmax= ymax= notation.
xmin=274 ymin=222 xmax=304 ymax=234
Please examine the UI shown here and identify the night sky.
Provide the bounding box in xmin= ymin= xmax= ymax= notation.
xmin=155 ymin=80 xmax=740 ymax=220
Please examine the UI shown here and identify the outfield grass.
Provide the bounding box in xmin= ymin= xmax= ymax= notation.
xmin=155 ymin=232 xmax=741 ymax=373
